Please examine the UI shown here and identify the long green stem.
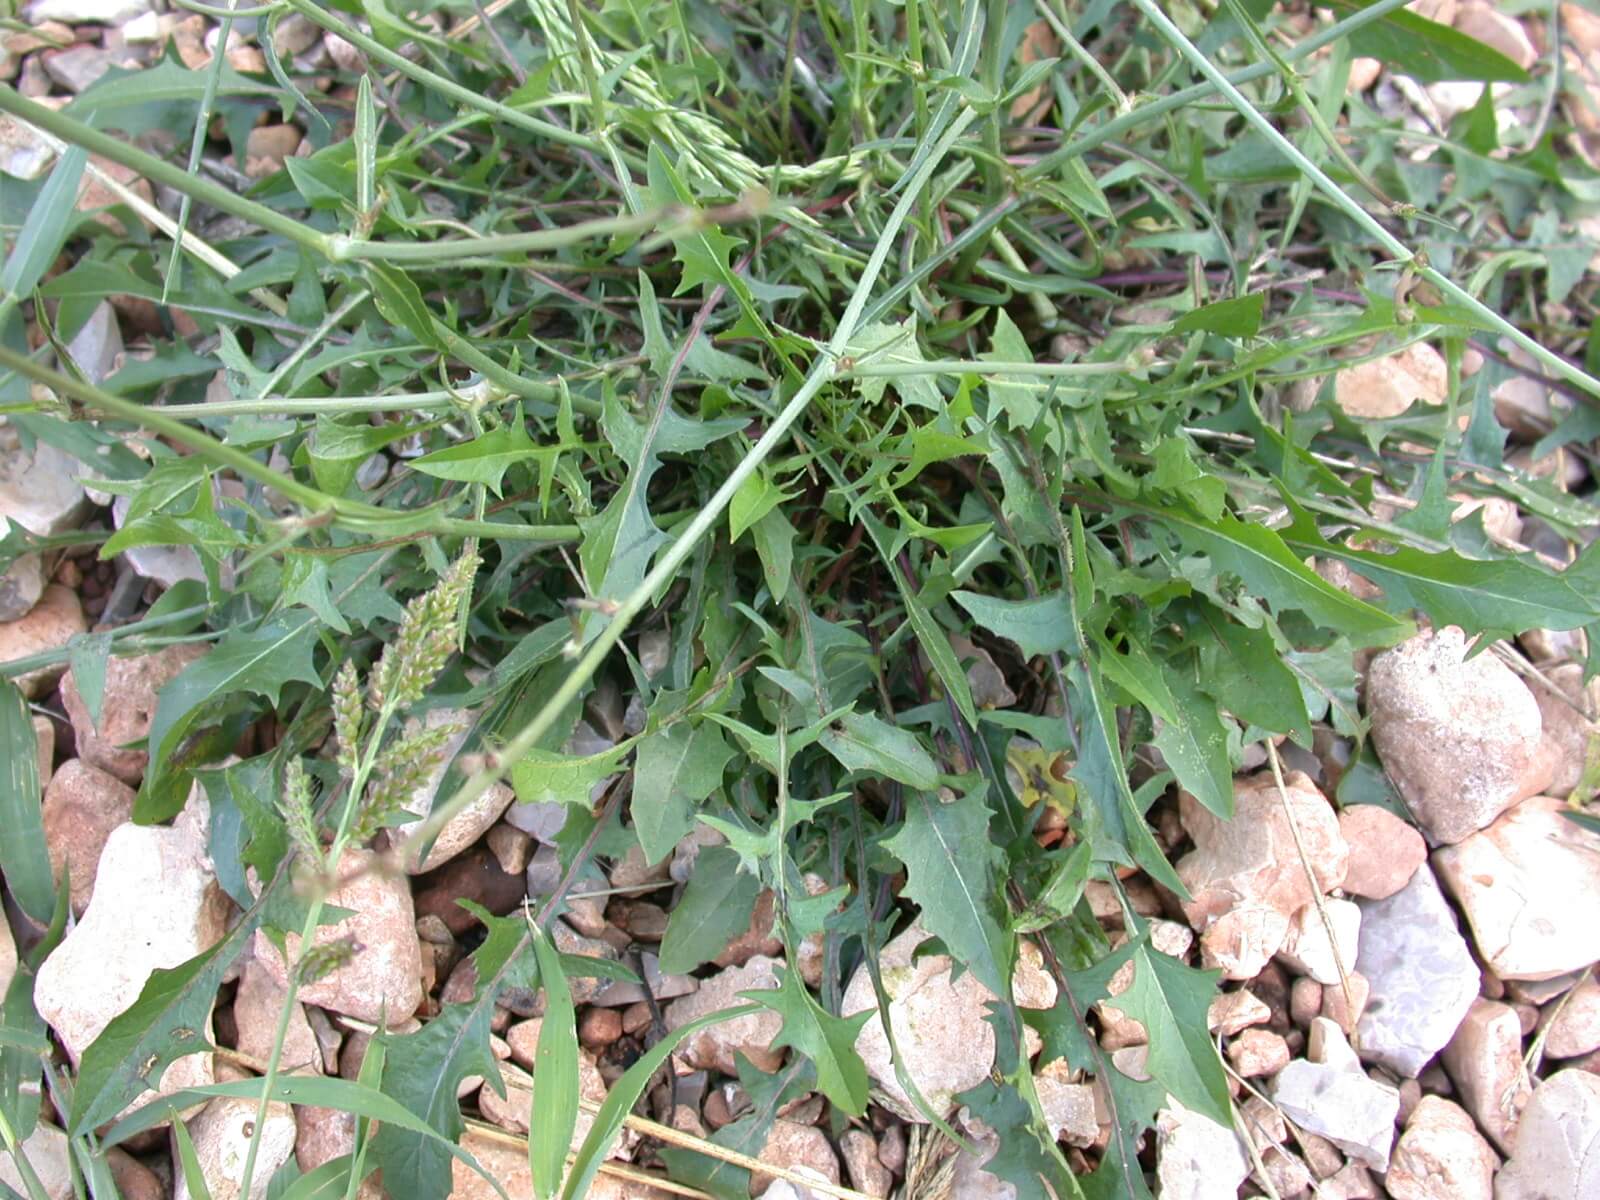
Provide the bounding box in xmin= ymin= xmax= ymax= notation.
xmin=1129 ymin=0 xmax=1600 ymax=403
xmin=0 ymin=347 xmax=580 ymax=543
xmin=0 ymin=87 xmax=329 ymax=257
xmin=409 ymin=105 xmax=982 ymax=855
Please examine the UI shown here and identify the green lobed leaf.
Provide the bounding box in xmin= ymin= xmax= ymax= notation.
xmin=1143 ymin=500 xmax=1408 ymax=644
xmin=1326 ymin=0 xmax=1532 ymax=83
xmin=1112 ymin=941 xmax=1231 ymax=1125
xmin=883 ymin=785 xmax=1011 ymax=1000
xmin=1171 ymin=291 xmax=1264 ymax=337
xmin=510 ymin=745 xmax=628 ymax=809
xmin=743 ymin=968 xmax=871 ymax=1115
xmin=1195 ymin=610 xmax=1313 ymax=744
xmin=1151 ymin=664 xmax=1234 ymax=820
xmin=952 ymin=590 xmax=1078 ymax=659
xmin=371 ymin=905 xmax=532 ymax=1200
xmin=631 ymin=721 xmax=734 ymax=865
xmin=411 ymin=421 xmax=540 ymax=498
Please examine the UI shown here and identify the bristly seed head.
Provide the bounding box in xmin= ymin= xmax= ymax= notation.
xmin=368 ymin=549 xmax=480 ymax=713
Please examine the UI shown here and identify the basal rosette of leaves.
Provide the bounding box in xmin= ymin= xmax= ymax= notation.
xmin=0 ymin=0 xmax=1596 ymax=1197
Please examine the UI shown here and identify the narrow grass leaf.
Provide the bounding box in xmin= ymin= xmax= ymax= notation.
xmin=0 ymin=683 xmax=52 ymax=924
xmin=529 ymin=925 xmax=578 ymax=1200
xmin=172 ymin=1116 xmax=215 ymax=1200
xmin=1 ymin=147 xmax=86 ymax=309
xmin=560 ymin=1005 xmax=761 ymax=1200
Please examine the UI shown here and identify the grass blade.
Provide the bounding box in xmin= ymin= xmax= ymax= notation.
xmin=0 ymin=683 xmax=51 ymax=925
xmin=560 ymin=1005 xmax=760 ymax=1200
xmin=528 ymin=925 xmax=578 ymax=1200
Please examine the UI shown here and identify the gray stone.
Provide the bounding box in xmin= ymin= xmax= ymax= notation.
xmin=1155 ymin=1099 xmax=1251 ymax=1200
xmin=112 ymin=493 xmax=207 ymax=589
xmin=35 ymin=798 xmax=229 ymax=1110
xmin=0 ymin=584 xmax=85 ymax=696
xmin=174 ymin=1096 xmax=296 ymax=1200
xmin=0 ymin=552 xmax=43 ymax=623
xmin=64 ymin=302 xmax=123 ymax=384
xmin=0 ymin=1123 xmax=71 ymax=1200
xmin=1441 ymin=997 xmax=1529 ymax=1155
xmin=42 ymin=45 xmax=117 ymax=94
xmin=0 ymin=432 xmax=88 ymax=540
xmin=1496 ymin=1069 xmax=1600 ymax=1200
xmin=1271 ymin=1056 xmax=1399 ymax=1170
xmin=1355 ymin=864 xmax=1479 ymax=1077
xmin=1365 ymin=626 xmax=1545 ymax=845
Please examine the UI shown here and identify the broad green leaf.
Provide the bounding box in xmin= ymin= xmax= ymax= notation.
xmin=561 ymin=1004 xmax=763 ymax=1200
xmin=0 ymin=683 xmax=52 ymax=924
xmin=510 ymin=745 xmax=628 ymax=809
xmin=1196 ymin=612 xmax=1312 ymax=744
xmin=1016 ymin=840 xmax=1094 ymax=933
xmin=743 ymin=969 xmax=871 ymax=1115
xmin=139 ymin=610 xmax=324 ymax=822
xmin=529 ymin=926 xmax=578 ymax=1200
xmin=952 ymin=590 xmax=1077 ymax=659
xmin=577 ymin=392 xmax=744 ymax=617
xmin=279 ymin=554 xmax=350 ymax=636
xmin=1144 ymin=501 xmax=1407 ymax=643
xmin=1070 ymin=657 xmax=1188 ymax=898
xmin=1329 ymin=0 xmax=1531 ymax=83
xmin=1172 ymin=291 xmax=1263 ymax=337
xmin=1288 ymin=529 xmax=1600 ymax=640
xmin=863 ymin=514 xmax=978 ymax=730
xmin=365 ymin=262 xmax=443 ymax=349
xmin=66 ymin=58 xmax=278 ymax=117
xmin=1113 ymin=943 xmax=1231 ymax=1125
xmin=955 ymin=1079 xmax=1080 ymax=1200
xmin=632 ymin=722 xmax=733 ymax=864
xmin=819 ymin=712 xmax=939 ymax=790
xmin=846 ymin=317 xmax=943 ymax=410
xmin=884 ymin=786 xmax=1011 ymax=999
xmin=308 ymin=415 xmax=415 ymax=496
xmin=411 ymin=422 xmax=539 ymax=497
xmin=1151 ymin=665 xmax=1233 ymax=820
xmin=751 ymin=506 xmax=797 ymax=603
xmin=658 ymin=845 xmax=761 ymax=974
xmin=894 ymin=424 xmax=991 ymax=487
